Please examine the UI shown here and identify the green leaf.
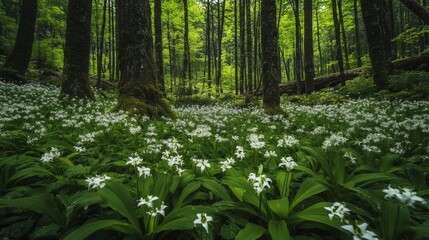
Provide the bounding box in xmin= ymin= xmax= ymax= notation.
xmin=289 ymin=178 xmax=327 ymax=211
xmin=0 ymin=193 xmax=65 ymax=226
xmin=345 ymin=173 xmax=398 ymax=188
xmin=268 ymin=197 xmax=289 ymax=218
xmin=174 ymin=181 xmax=201 ymax=207
xmin=155 ymin=217 xmax=194 ymax=233
xmin=9 ymin=165 xmax=55 ymax=183
xmin=289 ymin=202 xmax=343 ymax=231
xmin=268 ymin=220 xmax=290 ymax=240
xmin=235 ymin=223 xmax=265 ymax=240
xmin=98 ymin=183 xmax=141 ymax=233
xmin=201 ymin=178 xmax=232 ymax=201
xmin=63 ymin=219 xmax=137 ymax=240
xmin=276 ymin=172 xmax=292 ymax=199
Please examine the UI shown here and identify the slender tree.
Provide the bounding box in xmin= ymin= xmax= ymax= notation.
xmin=354 ymin=0 xmax=363 ymax=67
xmin=116 ymin=0 xmax=174 ymax=117
xmin=261 ymin=0 xmax=282 ymax=112
xmin=338 ymin=0 xmax=350 ymax=70
xmin=360 ymin=0 xmax=389 ymax=89
xmin=239 ymin=0 xmax=246 ymax=94
xmin=96 ymin=0 xmax=108 ymax=88
xmin=246 ymin=0 xmax=253 ymax=93
xmin=398 ymin=0 xmax=429 ymax=24
xmin=1 ymin=0 xmax=37 ymax=83
xmin=234 ymin=0 xmax=238 ymax=94
xmin=215 ymin=0 xmax=226 ymax=93
xmin=293 ymin=0 xmax=303 ymax=93
xmin=207 ymin=0 xmax=212 ymax=91
xmin=331 ymin=0 xmax=345 ymax=84
xmin=316 ymin=2 xmax=324 ymax=75
xmin=154 ymin=0 xmax=165 ymax=94
xmin=62 ymin=0 xmax=94 ymax=100
xmin=182 ymin=0 xmax=191 ymax=94
xmin=304 ymin=0 xmax=315 ymax=93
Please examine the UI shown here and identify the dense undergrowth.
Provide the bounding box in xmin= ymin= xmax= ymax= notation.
xmin=0 ymin=78 xmax=428 ymax=239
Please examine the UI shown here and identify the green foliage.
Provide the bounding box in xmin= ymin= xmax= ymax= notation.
xmin=287 ymin=89 xmax=348 ymax=105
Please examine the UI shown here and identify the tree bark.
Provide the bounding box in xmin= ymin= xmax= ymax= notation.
xmin=246 ymin=0 xmax=253 ymax=93
xmin=360 ymin=0 xmax=389 ymax=89
xmin=216 ymin=0 xmax=226 ymax=93
xmin=294 ymin=0 xmax=303 ymax=93
xmin=154 ymin=0 xmax=165 ymax=94
xmin=331 ymin=0 xmax=346 ymax=85
xmin=316 ymin=2 xmax=324 ymax=75
xmin=261 ymin=0 xmax=281 ymax=111
xmin=338 ymin=0 xmax=350 ymax=70
xmin=354 ymin=0 xmax=363 ymax=67
xmin=398 ymin=0 xmax=429 ymax=24
xmin=62 ymin=0 xmax=94 ymax=100
xmin=182 ymin=0 xmax=191 ymax=94
xmin=304 ymin=0 xmax=315 ymax=93
xmin=116 ymin=0 xmax=173 ymax=117
xmin=234 ymin=0 xmax=238 ymax=94
xmin=2 ymin=0 xmax=37 ymax=83
xmin=239 ymin=0 xmax=246 ymax=94
xmin=96 ymin=0 xmax=108 ymax=88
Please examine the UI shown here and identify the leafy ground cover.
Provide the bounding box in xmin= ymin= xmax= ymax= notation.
xmin=0 ymin=82 xmax=428 ymax=239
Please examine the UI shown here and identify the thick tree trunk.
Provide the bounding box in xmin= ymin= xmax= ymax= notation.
xmin=261 ymin=0 xmax=281 ymax=111
xmin=332 ymin=0 xmax=346 ymax=85
xmin=304 ymin=0 xmax=315 ymax=94
xmin=116 ymin=0 xmax=173 ymax=117
xmin=398 ymin=0 xmax=429 ymax=24
xmin=1 ymin=0 xmax=37 ymax=83
xmin=361 ymin=0 xmax=389 ymax=89
xmin=62 ymin=0 xmax=94 ymax=100
xmin=154 ymin=0 xmax=165 ymax=94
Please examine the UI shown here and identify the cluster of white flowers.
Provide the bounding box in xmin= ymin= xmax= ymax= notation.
xmin=85 ymin=175 xmax=111 ymax=189
xmin=277 ymin=135 xmax=299 ymax=148
xmin=235 ymin=146 xmax=245 ymax=160
xmin=383 ymin=185 xmax=426 ymax=207
xmin=341 ymin=222 xmax=378 ymax=240
xmin=324 ymin=202 xmax=350 ymax=222
xmin=137 ymin=195 xmax=167 ymax=218
xmin=219 ymin=157 xmax=235 ymax=172
xmin=248 ymin=172 xmax=272 ymax=195
xmin=192 ymin=158 xmax=211 ymax=173
xmin=322 ymin=133 xmax=348 ymax=149
xmin=278 ymin=157 xmax=298 ymax=171
xmin=189 ymin=124 xmax=212 ymax=138
xmin=40 ymin=147 xmax=62 ymax=163
xmin=264 ymin=150 xmax=277 ymax=158
xmin=162 ymin=150 xmax=185 ymax=175
xmin=247 ymin=134 xmax=266 ymax=149
xmin=126 ymin=153 xmax=152 ymax=178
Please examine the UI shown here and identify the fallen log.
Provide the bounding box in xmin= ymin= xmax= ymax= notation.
xmin=256 ymin=53 xmax=429 ymax=96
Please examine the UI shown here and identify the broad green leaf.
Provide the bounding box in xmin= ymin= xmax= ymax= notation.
xmin=276 ymin=172 xmax=292 ymax=198
xmin=98 ymin=183 xmax=141 ymax=231
xmin=269 ymin=220 xmax=290 ymax=240
xmin=0 ymin=193 xmax=65 ymax=226
xmin=290 ymin=178 xmax=327 ymax=211
xmin=289 ymin=202 xmax=343 ymax=231
xmin=345 ymin=173 xmax=398 ymax=188
xmin=155 ymin=217 xmax=195 ymax=233
xmin=63 ymin=219 xmax=137 ymax=240
xmin=201 ymin=178 xmax=232 ymax=201
xmin=268 ymin=197 xmax=289 ymax=218
xmin=235 ymin=223 xmax=265 ymax=240
xmin=174 ymin=181 xmax=201 ymax=207
xmin=9 ymin=165 xmax=55 ymax=183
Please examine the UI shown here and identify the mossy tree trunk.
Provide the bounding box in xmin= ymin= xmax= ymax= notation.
xmin=1 ymin=0 xmax=37 ymax=84
xmin=62 ymin=0 xmax=94 ymax=100
xmin=304 ymin=0 xmax=315 ymax=94
xmin=116 ymin=0 xmax=174 ymax=118
xmin=261 ymin=0 xmax=282 ymax=113
xmin=360 ymin=0 xmax=389 ymax=90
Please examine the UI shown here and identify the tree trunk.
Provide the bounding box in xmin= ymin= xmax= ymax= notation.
xmin=331 ymin=0 xmax=346 ymax=85
xmin=234 ymin=0 xmax=238 ymax=95
xmin=294 ymin=0 xmax=303 ymax=93
xmin=246 ymin=0 xmax=253 ymax=93
xmin=304 ymin=0 xmax=315 ymax=94
xmin=338 ymin=0 xmax=351 ymax=70
xmin=360 ymin=0 xmax=389 ymax=89
xmin=354 ymin=0 xmax=363 ymax=67
xmin=207 ymin=0 xmax=212 ymax=91
xmin=154 ymin=0 xmax=165 ymax=94
xmin=240 ymin=0 xmax=246 ymax=94
xmin=182 ymin=0 xmax=191 ymax=95
xmin=316 ymin=2 xmax=324 ymax=75
xmin=261 ymin=0 xmax=281 ymax=111
xmin=398 ymin=0 xmax=429 ymax=24
xmin=62 ymin=0 xmax=94 ymax=100
xmin=116 ymin=0 xmax=174 ymax=117
xmin=1 ymin=0 xmax=37 ymax=83
xmin=216 ymin=0 xmax=226 ymax=93
xmin=96 ymin=0 xmax=108 ymax=88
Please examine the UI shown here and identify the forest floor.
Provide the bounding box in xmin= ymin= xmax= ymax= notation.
xmin=0 ymin=81 xmax=428 ymax=239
